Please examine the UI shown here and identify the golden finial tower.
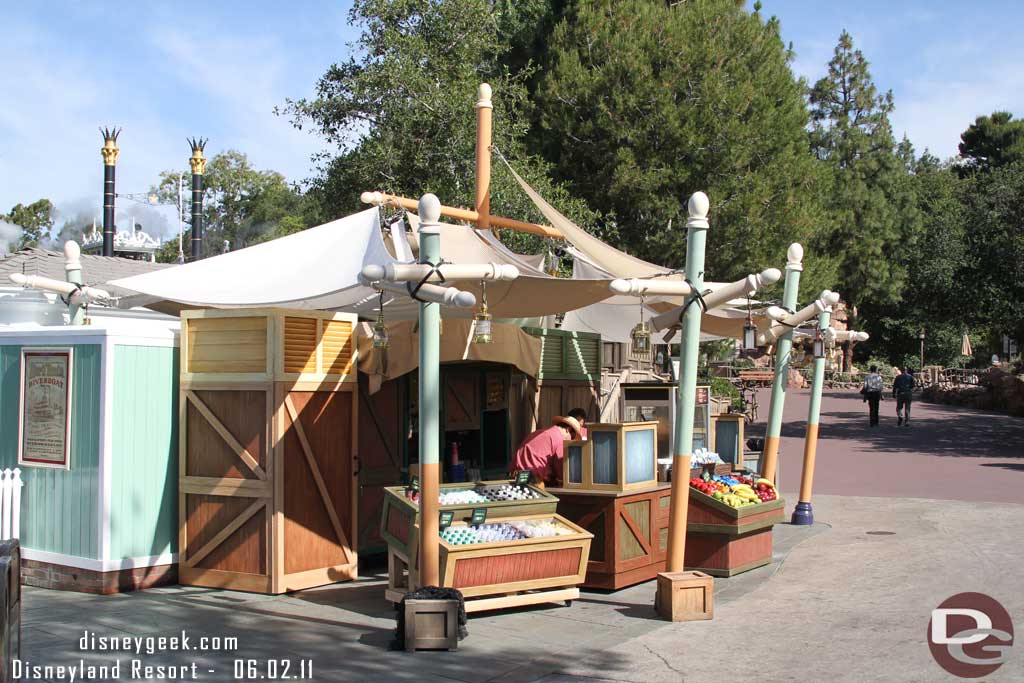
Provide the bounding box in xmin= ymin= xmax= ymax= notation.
xmin=188 ymin=138 xmax=207 ymax=260
xmin=100 ymin=127 xmax=121 ymax=256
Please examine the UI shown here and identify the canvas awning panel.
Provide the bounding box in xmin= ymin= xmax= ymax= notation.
xmin=357 ymin=319 xmax=541 ymax=393
xmin=111 ymin=208 xmax=398 ymax=310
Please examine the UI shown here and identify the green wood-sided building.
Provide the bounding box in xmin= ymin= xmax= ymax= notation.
xmin=0 ymin=321 xmax=179 ymax=592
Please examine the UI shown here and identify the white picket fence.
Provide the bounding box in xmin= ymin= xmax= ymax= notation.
xmin=0 ymin=468 xmax=23 ymax=540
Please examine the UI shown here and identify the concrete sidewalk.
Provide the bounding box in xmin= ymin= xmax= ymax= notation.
xmin=19 ymin=494 xmax=1023 ymax=682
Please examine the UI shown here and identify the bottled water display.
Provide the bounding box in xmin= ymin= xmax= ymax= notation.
xmin=410 ymin=483 xmax=543 ymax=506
xmin=475 ymin=484 xmax=541 ymax=502
xmin=439 ymin=518 xmax=572 ymax=545
xmin=437 ymin=489 xmax=489 ymax=505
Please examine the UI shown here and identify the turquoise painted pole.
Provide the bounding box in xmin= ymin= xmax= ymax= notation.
xmin=63 ymin=241 xmax=85 ymax=326
xmin=792 ymin=306 xmax=830 ymax=525
xmin=418 ymin=194 xmax=442 ymax=587
xmin=759 ymin=243 xmax=803 ymax=484
xmin=665 ymin=191 xmax=709 ymax=573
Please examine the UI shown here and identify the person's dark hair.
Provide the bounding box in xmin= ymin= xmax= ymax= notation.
xmin=906 ymin=368 xmax=914 ymax=375
xmin=568 ymin=408 xmax=587 ymax=423
xmin=869 ymin=365 xmax=878 ymax=372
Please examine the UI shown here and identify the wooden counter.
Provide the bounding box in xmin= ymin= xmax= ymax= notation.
xmin=548 ymin=484 xmax=672 ymax=590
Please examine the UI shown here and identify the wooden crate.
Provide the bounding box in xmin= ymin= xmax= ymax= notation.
xmin=563 ymin=422 xmax=658 ymax=492
xmin=178 ymin=308 xmax=359 ymax=594
xmin=380 ymin=482 xmax=559 ymax=583
xmin=387 ymin=513 xmax=592 ymax=613
xmin=551 ymin=485 xmax=672 ymax=590
xmin=656 ymin=570 xmax=714 ymax=621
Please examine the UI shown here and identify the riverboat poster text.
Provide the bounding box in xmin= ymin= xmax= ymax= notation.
xmin=19 ymin=349 xmax=73 ymax=468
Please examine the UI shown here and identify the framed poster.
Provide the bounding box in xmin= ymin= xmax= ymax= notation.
xmin=18 ymin=348 xmax=73 ymax=469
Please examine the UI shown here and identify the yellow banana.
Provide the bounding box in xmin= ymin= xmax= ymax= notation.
xmin=755 ymin=478 xmax=776 ymax=489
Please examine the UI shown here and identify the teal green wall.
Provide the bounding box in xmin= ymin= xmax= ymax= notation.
xmin=0 ymin=344 xmax=101 ymax=559
xmin=110 ymin=345 xmax=179 ymax=559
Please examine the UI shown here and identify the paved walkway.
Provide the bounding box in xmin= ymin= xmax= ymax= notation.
xmin=752 ymin=387 xmax=1024 ymax=503
xmin=14 ymin=389 xmax=1024 ymax=682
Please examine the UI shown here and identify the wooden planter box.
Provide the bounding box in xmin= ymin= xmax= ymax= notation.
xmin=379 ymin=482 xmax=559 ymax=565
xmin=387 ymin=513 xmax=592 ymax=613
xmin=563 ymin=422 xmax=658 ymax=492
xmin=179 ymin=309 xmax=359 ymax=594
xmin=551 ymin=484 xmax=672 ymax=590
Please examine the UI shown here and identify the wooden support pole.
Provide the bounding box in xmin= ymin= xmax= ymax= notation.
xmin=475 ymin=84 xmax=493 ymax=230
xmin=360 ymin=191 xmax=561 ymax=239
xmin=760 ymin=243 xmax=803 ymax=485
xmin=418 ymin=194 xmax=442 ymax=589
xmin=792 ymin=306 xmax=831 ymax=525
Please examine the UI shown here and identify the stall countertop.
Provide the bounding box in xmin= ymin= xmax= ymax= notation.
xmin=545 ymin=483 xmax=673 ymax=498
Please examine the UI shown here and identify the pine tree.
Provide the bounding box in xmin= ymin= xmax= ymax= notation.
xmin=808 ymin=30 xmax=920 ymax=367
xmin=532 ymin=0 xmax=832 ymax=290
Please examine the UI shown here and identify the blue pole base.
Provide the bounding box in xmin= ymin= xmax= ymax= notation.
xmin=791 ymin=501 xmax=814 ymax=525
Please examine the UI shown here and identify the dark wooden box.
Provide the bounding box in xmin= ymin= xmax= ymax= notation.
xmin=404 ymin=599 xmax=459 ymax=652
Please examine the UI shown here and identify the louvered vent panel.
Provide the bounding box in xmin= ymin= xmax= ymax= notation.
xmin=322 ymin=320 xmax=355 ymax=376
xmin=284 ymin=317 xmax=318 ymax=374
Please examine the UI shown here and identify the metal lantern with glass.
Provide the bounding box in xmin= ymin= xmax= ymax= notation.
xmin=473 ymin=280 xmax=493 ymax=344
xmin=373 ymin=289 xmax=390 ymax=348
xmin=630 ymin=297 xmax=652 ymax=355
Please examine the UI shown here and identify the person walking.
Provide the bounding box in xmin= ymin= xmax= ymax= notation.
xmin=862 ymin=365 xmax=884 ymax=426
xmin=893 ymin=367 xmax=915 ymax=426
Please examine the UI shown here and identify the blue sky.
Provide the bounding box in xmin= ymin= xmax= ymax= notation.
xmin=2 ymin=1 xmax=1022 ymax=240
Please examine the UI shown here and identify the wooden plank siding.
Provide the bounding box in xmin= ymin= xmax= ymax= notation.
xmin=0 ymin=344 xmax=101 ymax=560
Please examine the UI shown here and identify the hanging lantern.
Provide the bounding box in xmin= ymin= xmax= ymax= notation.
xmin=742 ymin=299 xmax=757 ymax=351
xmin=813 ymin=325 xmax=825 ymax=359
xmin=373 ymin=289 xmax=390 ymax=349
xmin=473 ymin=281 xmax=493 ymax=344
xmin=630 ymin=297 xmax=651 ymax=355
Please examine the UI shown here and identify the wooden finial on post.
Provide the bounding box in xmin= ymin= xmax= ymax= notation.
xmin=475 ymin=83 xmax=493 ymax=231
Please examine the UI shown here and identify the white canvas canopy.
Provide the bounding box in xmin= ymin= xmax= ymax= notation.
xmin=109 ymin=207 xmax=619 ymax=320
xmin=501 ymin=161 xmax=779 ymax=341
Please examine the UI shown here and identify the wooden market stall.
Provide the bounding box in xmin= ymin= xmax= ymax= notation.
xmin=178 ymin=308 xmax=358 ymax=594
xmin=379 ymin=482 xmax=590 ymax=612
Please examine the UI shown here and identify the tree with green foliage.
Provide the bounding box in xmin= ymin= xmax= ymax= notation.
xmin=532 ymin=0 xmax=833 ymax=291
xmin=152 ymin=150 xmax=313 ymax=262
xmin=808 ymin=30 xmax=920 ymax=367
xmin=2 ymin=199 xmax=55 ymax=250
xmin=859 ymin=154 xmax=969 ymax=367
xmin=961 ymin=160 xmax=1024 ymax=345
xmin=957 ymin=111 xmax=1024 ymax=175
xmin=281 ymin=0 xmax=595 ymax=257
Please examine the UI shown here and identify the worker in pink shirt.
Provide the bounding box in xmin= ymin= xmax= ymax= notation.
xmin=512 ymin=413 xmax=584 ymax=487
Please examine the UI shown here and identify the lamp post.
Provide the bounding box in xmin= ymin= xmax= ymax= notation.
xmin=760 ymin=243 xmax=803 ymax=485
xmin=919 ymin=328 xmax=926 ymax=370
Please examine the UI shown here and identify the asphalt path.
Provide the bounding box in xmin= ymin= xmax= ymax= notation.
xmin=748 ymin=387 xmax=1024 ymax=504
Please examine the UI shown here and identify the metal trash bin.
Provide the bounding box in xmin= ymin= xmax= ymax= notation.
xmin=0 ymin=540 xmax=21 ymax=683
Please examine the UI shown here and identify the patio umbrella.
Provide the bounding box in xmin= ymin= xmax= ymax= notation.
xmin=961 ymin=333 xmax=973 ymax=357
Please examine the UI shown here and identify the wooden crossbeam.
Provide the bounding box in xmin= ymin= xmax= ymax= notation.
xmin=185 ymin=499 xmax=266 ymax=568
xmin=186 ymin=391 xmax=266 ymax=480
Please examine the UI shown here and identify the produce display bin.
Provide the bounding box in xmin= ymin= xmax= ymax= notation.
xmin=563 ymin=422 xmax=658 ymax=492
xmin=380 ymin=481 xmax=559 ymax=564
xmin=683 ymin=486 xmax=785 ymax=577
xmin=386 ymin=513 xmax=593 ymax=613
